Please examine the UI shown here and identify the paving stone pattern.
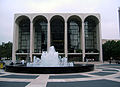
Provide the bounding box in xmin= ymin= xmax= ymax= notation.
xmin=0 ymin=64 xmax=120 ymax=87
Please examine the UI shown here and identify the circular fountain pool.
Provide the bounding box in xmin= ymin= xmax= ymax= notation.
xmin=5 ymin=46 xmax=94 ymax=74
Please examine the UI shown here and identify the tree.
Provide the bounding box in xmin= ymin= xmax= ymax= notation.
xmin=102 ymin=40 xmax=116 ymax=61
xmin=0 ymin=41 xmax=12 ymax=60
xmin=112 ymin=41 xmax=120 ymax=60
xmin=102 ymin=40 xmax=120 ymax=61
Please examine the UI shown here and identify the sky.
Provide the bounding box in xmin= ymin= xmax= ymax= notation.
xmin=0 ymin=0 xmax=120 ymax=43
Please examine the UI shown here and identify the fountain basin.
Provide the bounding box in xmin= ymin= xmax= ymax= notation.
xmin=5 ymin=64 xmax=94 ymax=74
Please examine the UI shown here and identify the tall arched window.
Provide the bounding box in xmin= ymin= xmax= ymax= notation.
xmin=50 ymin=15 xmax=64 ymax=53
xmin=67 ymin=16 xmax=82 ymax=53
xmin=84 ymin=16 xmax=99 ymax=53
xmin=16 ymin=16 xmax=30 ymax=53
xmin=33 ymin=16 xmax=47 ymax=53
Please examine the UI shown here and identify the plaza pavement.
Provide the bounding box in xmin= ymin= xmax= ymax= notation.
xmin=0 ymin=62 xmax=120 ymax=87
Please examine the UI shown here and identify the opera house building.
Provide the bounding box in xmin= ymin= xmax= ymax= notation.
xmin=12 ymin=13 xmax=103 ymax=62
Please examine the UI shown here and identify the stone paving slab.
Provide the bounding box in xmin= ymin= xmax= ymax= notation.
xmin=49 ymin=74 xmax=90 ymax=79
xmin=26 ymin=74 xmax=49 ymax=87
xmin=0 ymin=64 xmax=120 ymax=87
xmin=0 ymin=74 xmax=39 ymax=79
xmin=0 ymin=81 xmax=29 ymax=87
xmin=109 ymin=67 xmax=120 ymax=69
xmin=89 ymin=72 xmax=116 ymax=76
xmin=102 ymin=69 xmax=119 ymax=72
xmin=46 ymin=79 xmax=120 ymax=87
xmin=116 ymin=77 xmax=120 ymax=79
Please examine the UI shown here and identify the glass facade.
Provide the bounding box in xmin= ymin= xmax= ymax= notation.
xmin=68 ymin=20 xmax=81 ymax=53
xmin=34 ymin=19 xmax=47 ymax=53
xmin=84 ymin=17 xmax=98 ymax=53
xmin=50 ymin=16 xmax=64 ymax=53
xmin=18 ymin=18 xmax=30 ymax=53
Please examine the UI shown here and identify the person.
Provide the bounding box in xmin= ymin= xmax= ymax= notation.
xmin=21 ymin=60 xmax=25 ymax=65
xmin=109 ymin=57 xmax=112 ymax=64
xmin=109 ymin=59 xmax=111 ymax=64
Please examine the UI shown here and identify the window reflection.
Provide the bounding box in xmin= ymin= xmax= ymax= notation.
xmin=68 ymin=20 xmax=81 ymax=53
xmin=18 ymin=19 xmax=30 ymax=53
xmin=84 ymin=17 xmax=98 ymax=53
xmin=34 ymin=20 xmax=47 ymax=53
xmin=50 ymin=16 xmax=64 ymax=53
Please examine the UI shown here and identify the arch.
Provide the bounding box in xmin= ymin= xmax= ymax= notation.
xmin=33 ymin=15 xmax=48 ymax=53
xmin=33 ymin=15 xmax=48 ymax=23
xmin=50 ymin=15 xmax=65 ymax=23
xmin=84 ymin=15 xmax=99 ymax=53
xmin=67 ymin=15 xmax=82 ymax=53
xmin=67 ymin=15 xmax=82 ymax=24
xmin=16 ymin=15 xmax=30 ymax=53
xmin=84 ymin=15 xmax=99 ymax=24
xmin=50 ymin=15 xmax=65 ymax=53
xmin=15 ymin=15 xmax=30 ymax=24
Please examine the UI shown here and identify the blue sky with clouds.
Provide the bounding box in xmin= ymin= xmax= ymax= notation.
xmin=0 ymin=0 xmax=120 ymax=43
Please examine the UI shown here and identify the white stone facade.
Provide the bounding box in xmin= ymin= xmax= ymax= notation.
xmin=12 ymin=13 xmax=103 ymax=62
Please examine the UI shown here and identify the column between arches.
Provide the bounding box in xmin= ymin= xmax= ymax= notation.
xmin=82 ymin=21 xmax=85 ymax=62
xmin=65 ymin=21 xmax=68 ymax=57
xmin=47 ymin=21 xmax=50 ymax=51
xmin=30 ymin=21 xmax=33 ymax=62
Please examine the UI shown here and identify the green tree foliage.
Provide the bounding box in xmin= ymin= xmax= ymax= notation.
xmin=0 ymin=41 xmax=12 ymax=60
xmin=102 ymin=40 xmax=120 ymax=61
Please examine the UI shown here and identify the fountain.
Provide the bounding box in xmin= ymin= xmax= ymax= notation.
xmin=5 ymin=46 xmax=94 ymax=74
xmin=27 ymin=46 xmax=73 ymax=67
